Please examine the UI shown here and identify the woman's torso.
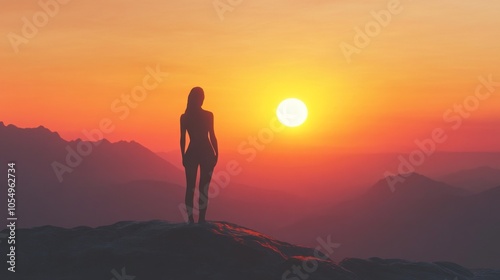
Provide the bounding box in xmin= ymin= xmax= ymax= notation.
xmin=183 ymin=110 xmax=214 ymax=156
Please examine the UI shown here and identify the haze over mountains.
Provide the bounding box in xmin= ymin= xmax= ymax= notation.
xmin=1 ymin=122 xmax=499 ymax=269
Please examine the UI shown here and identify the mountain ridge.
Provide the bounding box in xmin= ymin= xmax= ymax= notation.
xmin=368 ymin=172 xmax=469 ymax=198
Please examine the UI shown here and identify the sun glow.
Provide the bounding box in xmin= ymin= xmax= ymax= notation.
xmin=276 ymin=98 xmax=308 ymax=127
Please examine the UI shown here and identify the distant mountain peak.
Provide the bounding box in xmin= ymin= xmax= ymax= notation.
xmin=369 ymin=172 xmax=465 ymax=197
xmin=385 ymin=172 xmax=429 ymax=180
xmin=475 ymin=165 xmax=498 ymax=171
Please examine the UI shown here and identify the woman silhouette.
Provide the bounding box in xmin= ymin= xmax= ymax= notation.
xmin=180 ymin=87 xmax=218 ymax=223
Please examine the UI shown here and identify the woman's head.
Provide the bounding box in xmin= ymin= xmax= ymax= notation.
xmin=186 ymin=87 xmax=205 ymax=113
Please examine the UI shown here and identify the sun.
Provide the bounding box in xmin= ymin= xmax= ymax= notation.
xmin=276 ymin=98 xmax=308 ymax=127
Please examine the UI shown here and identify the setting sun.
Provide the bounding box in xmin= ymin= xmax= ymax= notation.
xmin=276 ymin=98 xmax=308 ymax=127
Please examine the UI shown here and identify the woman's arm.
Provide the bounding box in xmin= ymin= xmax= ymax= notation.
xmin=209 ymin=112 xmax=219 ymax=161
xmin=180 ymin=115 xmax=187 ymax=166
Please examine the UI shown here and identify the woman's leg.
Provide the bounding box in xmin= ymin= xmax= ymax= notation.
xmin=184 ymin=164 xmax=197 ymax=224
xmin=198 ymin=165 xmax=214 ymax=223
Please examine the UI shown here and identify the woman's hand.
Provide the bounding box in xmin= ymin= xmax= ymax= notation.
xmin=182 ymin=154 xmax=187 ymax=167
xmin=212 ymin=154 xmax=218 ymax=167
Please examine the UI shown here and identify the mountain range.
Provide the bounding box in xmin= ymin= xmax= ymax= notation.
xmin=1 ymin=122 xmax=499 ymax=270
xmin=0 ymin=122 xmax=309 ymax=231
xmin=280 ymin=173 xmax=500 ymax=269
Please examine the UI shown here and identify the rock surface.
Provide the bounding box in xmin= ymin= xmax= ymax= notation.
xmin=1 ymin=221 xmax=498 ymax=280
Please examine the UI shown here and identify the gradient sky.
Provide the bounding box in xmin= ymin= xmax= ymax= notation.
xmin=1 ymin=0 xmax=500 ymax=155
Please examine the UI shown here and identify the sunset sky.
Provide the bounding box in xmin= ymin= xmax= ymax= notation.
xmin=1 ymin=0 xmax=500 ymax=155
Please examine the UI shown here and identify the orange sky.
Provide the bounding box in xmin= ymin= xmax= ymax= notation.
xmin=1 ymin=0 xmax=500 ymax=155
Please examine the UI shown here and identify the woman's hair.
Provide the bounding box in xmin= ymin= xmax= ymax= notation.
xmin=185 ymin=87 xmax=205 ymax=114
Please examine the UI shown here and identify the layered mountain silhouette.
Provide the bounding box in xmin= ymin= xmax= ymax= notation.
xmin=0 ymin=122 xmax=184 ymax=186
xmin=368 ymin=172 xmax=469 ymax=198
xmin=1 ymin=220 xmax=498 ymax=280
xmin=1 ymin=122 xmax=499 ymax=271
xmin=0 ymin=122 xmax=182 ymax=227
xmin=281 ymin=173 xmax=500 ymax=269
xmin=0 ymin=122 xmax=307 ymax=231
